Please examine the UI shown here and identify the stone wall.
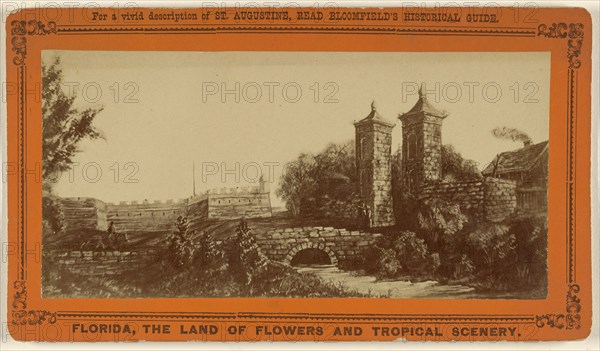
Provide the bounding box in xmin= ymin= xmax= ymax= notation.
xmin=45 ymin=248 xmax=164 ymax=276
xmin=59 ymin=197 xmax=107 ymax=231
xmin=106 ymin=199 xmax=188 ymax=233
xmin=419 ymin=177 xmax=517 ymax=222
xmin=254 ymin=226 xmax=382 ymax=265
xmin=187 ymin=195 xmax=210 ymax=232
xmin=57 ymin=187 xmax=272 ymax=234
xmin=105 ymin=189 xmax=271 ymax=233
xmin=314 ymin=194 xmax=361 ymax=223
xmin=420 ymin=180 xmax=485 ymax=214
xmin=207 ymin=190 xmax=271 ymax=220
xmin=483 ymin=178 xmax=518 ymax=222
xmin=45 ymin=226 xmax=381 ymax=276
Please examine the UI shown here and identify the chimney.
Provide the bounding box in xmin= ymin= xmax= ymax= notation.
xmin=523 ymin=140 xmax=532 ymax=147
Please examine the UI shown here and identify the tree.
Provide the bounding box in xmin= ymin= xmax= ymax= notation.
xmin=232 ymin=218 xmax=269 ymax=284
xmin=277 ymin=141 xmax=356 ymax=217
xmin=42 ymin=56 xmax=104 ymax=187
xmin=167 ymin=216 xmax=196 ymax=269
xmin=312 ymin=141 xmax=356 ymax=184
xmin=277 ymin=153 xmax=317 ymax=217
xmin=42 ymin=196 xmax=64 ymax=235
xmin=196 ymin=231 xmax=226 ymax=269
xmin=41 ymin=57 xmax=104 ymax=238
xmin=441 ymin=144 xmax=482 ymax=181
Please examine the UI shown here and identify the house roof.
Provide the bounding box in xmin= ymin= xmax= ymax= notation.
xmin=354 ymin=100 xmax=395 ymax=128
xmin=482 ymin=140 xmax=549 ymax=176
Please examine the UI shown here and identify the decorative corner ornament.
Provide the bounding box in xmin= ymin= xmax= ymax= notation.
xmin=10 ymin=20 xmax=57 ymax=66
xmin=537 ymin=23 xmax=584 ymax=69
xmin=535 ymin=284 xmax=581 ymax=330
xmin=11 ymin=281 xmax=57 ymax=326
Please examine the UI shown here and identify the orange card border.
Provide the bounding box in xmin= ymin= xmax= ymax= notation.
xmin=5 ymin=6 xmax=593 ymax=342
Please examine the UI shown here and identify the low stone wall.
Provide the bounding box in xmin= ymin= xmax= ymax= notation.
xmin=254 ymin=226 xmax=382 ymax=264
xmin=419 ymin=177 xmax=516 ymax=222
xmin=45 ymin=248 xmax=164 ymax=276
xmin=45 ymin=225 xmax=381 ymax=276
xmin=420 ymin=180 xmax=485 ymax=213
xmin=318 ymin=197 xmax=359 ymax=222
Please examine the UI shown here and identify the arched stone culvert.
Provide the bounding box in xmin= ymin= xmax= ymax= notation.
xmin=283 ymin=242 xmax=338 ymax=266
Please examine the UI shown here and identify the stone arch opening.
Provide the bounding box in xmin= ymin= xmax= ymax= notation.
xmin=284 ymin=243 xmax=338 ymax=266
xmin=290 ymin=248 xmax=331 ymax=266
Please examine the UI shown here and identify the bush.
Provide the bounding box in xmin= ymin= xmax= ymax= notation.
xmin=507 ymin=216 xmax=548 ymax=288
xmin=417 ymin=197 xmax=468 ymax=252
xmin=468 ymin=223 xmax=515 ymax=268
xmin=364 ymin=231 xmax=438 ymax=280
xmin=393 ymin=231 xmax=430 ymax=274
xmin=464 ymin=216 xmax=547 ymax=291
xmin=445 ymin=253 xmax=475 ymax=280
xmin=377 ymin=248 xmax=401 ymax=278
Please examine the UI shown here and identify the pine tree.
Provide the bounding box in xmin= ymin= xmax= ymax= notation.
xmin=167 ymin=216 xmax=195 ymax=269
xmin=197 ymin=231 xmax=225 ymax=269
xmin=233 ymin=218 xmax=269 ymax=284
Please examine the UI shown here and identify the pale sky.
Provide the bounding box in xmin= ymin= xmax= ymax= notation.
xmin=45 ymin=51 xmax=550 ymax=207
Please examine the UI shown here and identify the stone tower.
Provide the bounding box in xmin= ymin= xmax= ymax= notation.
xmin=399 ymin=85 xmax=448 ymax=194
xmin=354 ymin=101 xmax=395 ymax=227
xmin=258 ymin=174 xmax=270 ymax=193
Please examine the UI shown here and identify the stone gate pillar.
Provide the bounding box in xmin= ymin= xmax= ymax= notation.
xmin=354 ymin=101 xmax=395 ymax=228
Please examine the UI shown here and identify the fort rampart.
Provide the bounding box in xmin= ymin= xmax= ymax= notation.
xmin=57 ymin=186 xmax=272 ymax=233
xmin=60 ymin=197 xmax=108 ymax=232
